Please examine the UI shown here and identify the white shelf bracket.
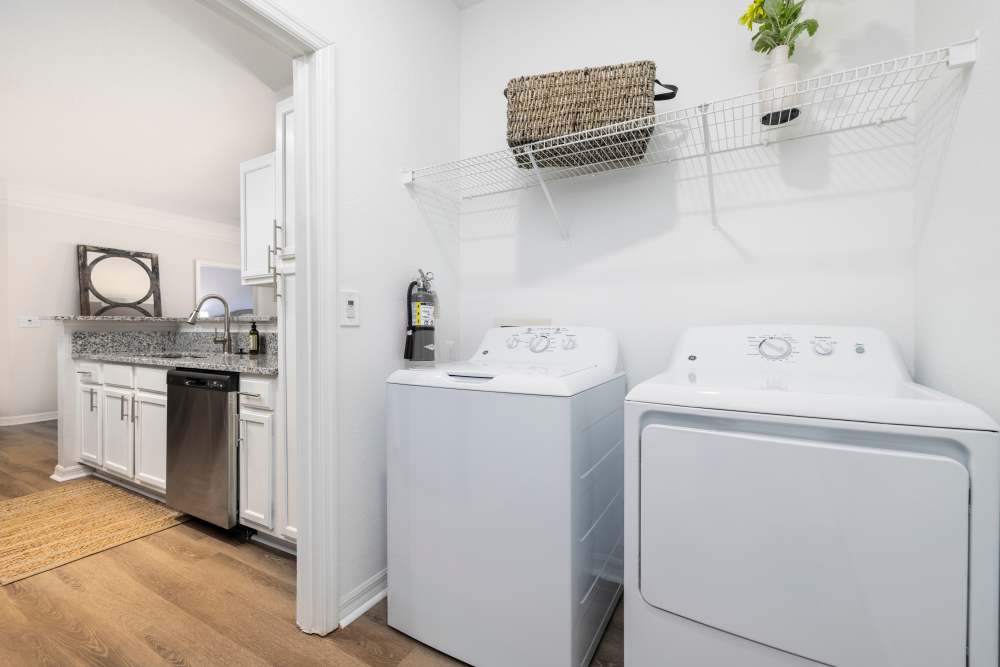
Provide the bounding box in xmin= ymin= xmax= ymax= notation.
xmin=947 ymin=35 xmax=978 ymax=69
xmin=699 ymin=104 xmax=720 ymax=229
xmin=526 ymin=146 xmax=570 ymax=240
xmin=400 ymin=169 xmax=414 ymax=186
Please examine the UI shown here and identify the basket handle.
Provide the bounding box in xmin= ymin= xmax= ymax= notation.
xmin=654 ymin=80 xmax=678 ymax=101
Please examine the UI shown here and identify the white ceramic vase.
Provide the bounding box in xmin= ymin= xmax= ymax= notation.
xmin=759 ymin=44 xmax=801 ymax=125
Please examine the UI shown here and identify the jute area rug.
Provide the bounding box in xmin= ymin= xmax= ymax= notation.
xmin=0 ymin=477 xmax=187 ymax=585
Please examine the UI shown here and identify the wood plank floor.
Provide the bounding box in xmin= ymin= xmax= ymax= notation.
xmin=0 ymin=420 xmax=61 ymax=501
xmin=0 ymin=422 xmax=624 ymax=666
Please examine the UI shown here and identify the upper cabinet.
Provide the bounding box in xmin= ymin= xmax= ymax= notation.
xmin=240 ymin=152 xmax=276 ymax=285
xmin=276 ymin=97 xmax=295 ymax=258
xmin=240 ymin=97 xmax=294 ymax=286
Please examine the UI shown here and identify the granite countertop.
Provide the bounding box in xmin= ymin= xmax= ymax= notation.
xmin=74 ymin=351 xmax=280 ymax=376
xmin=47 ymin=315 xmax=277 ymax=323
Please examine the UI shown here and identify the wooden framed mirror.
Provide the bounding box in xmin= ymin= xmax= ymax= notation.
xmin=77 ymin=245 xmax=162 ymax=316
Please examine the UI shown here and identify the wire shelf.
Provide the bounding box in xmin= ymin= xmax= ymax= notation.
xmin=406 ymin=43 xmax=973 ymax=203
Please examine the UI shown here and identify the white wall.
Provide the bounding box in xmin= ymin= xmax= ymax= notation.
xmin=0 ymin=0 xmax=290 ymax=223
xmin=913 ymin=0 xmax=1000 ymax=420
xmin=269 ymin=0 xmax=461 ymax=616
xmin=0 ymin=187 xmax=240 ymax=420
xmin=0 ymin=203 xmax=9 ymax=417
xmin=458 ymin=0 xmax=919 ymax=388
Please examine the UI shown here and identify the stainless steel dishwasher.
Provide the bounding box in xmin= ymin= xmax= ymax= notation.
xmin=166 ymin=369 xmax=240 ymax=528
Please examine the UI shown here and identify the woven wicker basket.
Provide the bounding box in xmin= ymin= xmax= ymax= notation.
xmin=504 ymin=61 xmax=675 ymax=169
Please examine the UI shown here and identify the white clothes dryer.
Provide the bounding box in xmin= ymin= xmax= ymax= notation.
xmin=625 ymin=325 xmax=999 ymax=667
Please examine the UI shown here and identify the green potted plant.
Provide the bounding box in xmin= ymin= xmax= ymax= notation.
xmin=739 ymin=0 xmax=819 ymax=124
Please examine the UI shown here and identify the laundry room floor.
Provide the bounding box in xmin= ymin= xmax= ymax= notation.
xmin=0 ymin=423 xmax=624 ymax=666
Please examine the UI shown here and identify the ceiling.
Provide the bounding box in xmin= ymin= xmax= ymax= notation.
xmin=0 ymin=0 xmax=292 ymax=225
xmin=452 ymin=0 xmax=487 ymax=9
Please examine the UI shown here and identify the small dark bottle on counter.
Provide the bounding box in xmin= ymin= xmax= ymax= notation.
xmin=248 ymin=322 xmax=260 ymax=356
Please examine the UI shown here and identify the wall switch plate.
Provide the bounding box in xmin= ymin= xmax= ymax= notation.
xmin=339 ymin=290 xmax=360 ymax=326
xmin=16 ymin=315 xmax=41 ymax=328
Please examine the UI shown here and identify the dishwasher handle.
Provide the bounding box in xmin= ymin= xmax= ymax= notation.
xmin=167 ymin=369 xmax=240 ymax=392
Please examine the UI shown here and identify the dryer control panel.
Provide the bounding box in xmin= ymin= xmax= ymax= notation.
xmin=667 ymin=325 xmax=911 ymax=388
xmin=744 ymin=332 xmax=844 ymax=363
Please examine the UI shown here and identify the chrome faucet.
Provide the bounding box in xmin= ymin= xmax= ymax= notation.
xmin=186 ymin=294 xmax=232 ymax=353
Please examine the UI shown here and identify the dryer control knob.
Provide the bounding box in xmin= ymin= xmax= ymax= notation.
xmin=562 ymin=337 xmax=577 ymax=350
xmin=813 ymin=340 xmax=834 ymax=356
xmin=506 ymin=336 xmax=520 ymax=349
xmin=529 ymin=335 xmax=551 ymax=353
xmin=758 ymin=336 xmax=793 ymax=360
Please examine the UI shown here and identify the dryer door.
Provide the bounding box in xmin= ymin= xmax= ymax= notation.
xmin=639 ymin=424 xmax=969 ymax=667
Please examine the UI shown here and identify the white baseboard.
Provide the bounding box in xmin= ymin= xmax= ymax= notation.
xmin=339 ymin=569 xmax=387 ymax=628
xmin=0 ymin=411 xmax=57 ymax=427
xmin=89 ymin=470 xmax=167 ymax=501
xmin=50 ymin=464 xmax=92 ymax=482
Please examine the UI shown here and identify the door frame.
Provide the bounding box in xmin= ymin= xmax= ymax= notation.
xmin=207 ymin=0 xmax=338 ymax=636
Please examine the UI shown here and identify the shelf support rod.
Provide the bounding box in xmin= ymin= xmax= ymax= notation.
xmin=699 ymin=104 xmax=720 ymax=229
xmin=526 ymin=146 xmax=570 ymax=240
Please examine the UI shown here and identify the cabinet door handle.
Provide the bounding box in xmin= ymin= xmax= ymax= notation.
xmin=273 ymin=218 xmax=283 ymax=253
xmin=267 ymin=243 xmax=274 ymax=274
xmin=120 ymin=395 xmax=126 ymax=421
xmin=238 ymin=392 xmax=261 ymax=399
xmin=76 ymin=370 xmax=92 ymax=375
xmin=131 ymin=397 xmax=137 ymax=423
xmin=89 ymin=388 xmax=96 ymax=412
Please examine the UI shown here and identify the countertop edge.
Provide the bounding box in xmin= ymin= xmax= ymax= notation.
xmin=47 ymin=315 xmax=278 ymax=323
xmin=73 ymin=353 xmax=280 ymax=377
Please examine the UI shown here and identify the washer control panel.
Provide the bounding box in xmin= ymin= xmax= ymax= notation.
xmin=471 ymin=326 xmax=619 ymax=367
xmin=499 ymin=327 xmax=577 ymax=354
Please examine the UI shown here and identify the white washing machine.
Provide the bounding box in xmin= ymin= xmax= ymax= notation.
xmin=387 ymin=326 xmax=626 ymax=667
xmin=625 ymin=325 xmax=1000 ymax=667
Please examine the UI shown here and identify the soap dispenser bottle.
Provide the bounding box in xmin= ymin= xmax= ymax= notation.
xmin=248 ymin=322 xmax=259 ymax=356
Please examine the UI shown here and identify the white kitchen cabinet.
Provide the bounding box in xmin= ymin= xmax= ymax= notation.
xmin=101 ymin=387 xmax=134 ymax=479
xmin=239 ymin=408 xmax=274 ymax=530
xmin=78 ymin=384 xmax=102 ymax=466
xmin=279 ymin=271 xmax=297 ymax=541
xmin=134 ymin=392 xmax=167 ymax=492
xmin=79 ymin=363 xmax=167 ymax=494
xmin=240 ymin=152 xmax=276 ymax=285
xmin=276 ymin=96 xmax=298 ymax=541
xmin=276 ymin=97 xmax=295 ymax=258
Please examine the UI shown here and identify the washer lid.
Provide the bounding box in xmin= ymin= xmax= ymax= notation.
xmin=387 ymin=326 xmax=623 ymax=396
xmin=626 ymin=325 xmax=998 ymax=431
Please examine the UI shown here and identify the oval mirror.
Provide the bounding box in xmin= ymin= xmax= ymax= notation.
xmin=89 ymin=256 xmax=152 ymax=303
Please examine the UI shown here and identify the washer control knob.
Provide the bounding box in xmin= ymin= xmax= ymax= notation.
xmin=529 ymin=335 xmax=551 ymax=353
xmin=813 ymin=340 xmax=834 ymax=356
xmin=506 ymin=336 xmax=520 ymax=349
xmin=562 ymin=337 xmax=577 ymax=350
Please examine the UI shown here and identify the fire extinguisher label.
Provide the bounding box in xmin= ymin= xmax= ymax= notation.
xmin=414 ymin=303 xmax=435 ymax=326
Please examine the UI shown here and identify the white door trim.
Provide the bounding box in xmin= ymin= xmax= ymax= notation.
xmin=207 ymin=0 xmax=338 ymax=636
xmin=207 ymin=0 xmax=330 ymax=56
xmin=292 ymin=46 xmax=339 ymax=636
